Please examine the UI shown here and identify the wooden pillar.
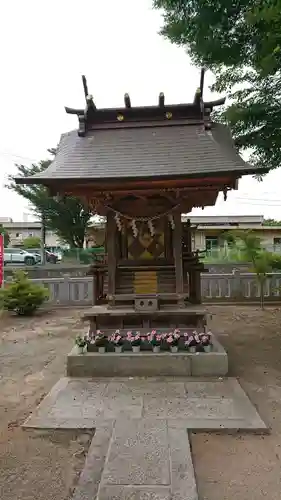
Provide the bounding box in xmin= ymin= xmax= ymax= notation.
xmin=120 ymin=225 xmax=128 ymax=258
xmin=194 ymin=271 xmax=201 ymax=304
xmin=92 ymin=270 xmax=97 ymax=306
xmin=173 ymin=210 xmax=184 ymax=306
xmin=106 ymin=211 xmax=117 ymax=306
xmin=189 ymin=270 xmax=198 ymax=304
xmin=164 ymin=217 xmax=172 ymax=259
xmin=183 ymin=219 xmax=192 ymax=253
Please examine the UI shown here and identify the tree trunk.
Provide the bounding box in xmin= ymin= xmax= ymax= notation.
xmin=260 ymin=278 xmax=265 ymax=310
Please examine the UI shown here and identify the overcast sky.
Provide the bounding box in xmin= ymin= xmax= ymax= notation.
xmin=0 ymin=0 xmax=280 ymax=221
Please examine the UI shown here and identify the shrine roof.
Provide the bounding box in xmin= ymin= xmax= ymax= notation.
xmin=15 ymin=122 xmax=264 ymax=185
xmin=15 ymin=72 xmax=268 ymax=187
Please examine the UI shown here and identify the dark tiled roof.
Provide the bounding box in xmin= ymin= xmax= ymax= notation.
xmin=18 ymin=123 xmax=259 ymax=183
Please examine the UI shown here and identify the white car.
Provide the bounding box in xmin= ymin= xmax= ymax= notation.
xmin=4 ymin=248 xmax=41 ymax=266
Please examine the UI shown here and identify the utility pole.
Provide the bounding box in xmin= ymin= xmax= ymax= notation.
xmin=40 ymin=214 xmax=46 ymax=265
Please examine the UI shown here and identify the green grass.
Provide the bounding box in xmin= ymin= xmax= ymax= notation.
xmin=61 ymin=246 xmax=105 ymax=264
xmin=201 ymin=247 xmax=247 ymax=263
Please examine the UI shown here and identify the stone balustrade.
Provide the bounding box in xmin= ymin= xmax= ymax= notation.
xmin=9 ymin=272 xmax=281 ymax=307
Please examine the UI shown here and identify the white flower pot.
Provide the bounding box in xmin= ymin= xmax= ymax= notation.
xmin=170 ymin=346 xmax=178 ymax=353
xmin=98 ymin=346 xmax=106 ymax=354
xmin=132 ymin=345 xmax=140 ymax=353
xmin=115 ymin=346 xmax=123 ymax=353
xmin=153 ymin=345 xmax=161 ymax=353
xmin=77 ymin=345 xmax=85 ymax=354
xmin=189 ymin=346 xmax=196 ymax=354
xmin=204 ymin=345 xmax=212 ymax=353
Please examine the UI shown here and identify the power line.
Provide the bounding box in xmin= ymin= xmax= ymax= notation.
xmin=0 ymin=151 xmax=40 ymax=162
xmin=236 ymin=202 xmax=281 ymax=207
xmin=235 ymin=196 xmax=281 ymax=202
xmin=231 ymin=198 xmax=281 ymax=205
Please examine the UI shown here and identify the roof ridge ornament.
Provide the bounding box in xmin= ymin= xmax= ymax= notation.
xmin=124 ymin=93 xmax=131 ymax=108
xmin=64 ymin=68 xmax=226 ymax=135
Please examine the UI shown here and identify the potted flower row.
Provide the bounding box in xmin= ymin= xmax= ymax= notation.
xmin=184 ymin=331 xmax=212 ymax=353
xmin=110 ymin=330 xmax=182 ymax=353
xmin=75 ymin=329 xmax=212 ymax=354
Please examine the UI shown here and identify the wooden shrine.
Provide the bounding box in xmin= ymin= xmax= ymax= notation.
xmin=16 ymin=70 xmax=267 ymax=333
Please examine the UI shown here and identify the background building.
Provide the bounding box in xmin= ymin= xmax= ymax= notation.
xmin=182 ymin=215 xmax=281 ymax=253
xmin=1 ymin=220 xmax=61 ymax=247
xmin=2 ymin=215 xmax=281 ymax=253
xmin=87 ymin=215 xmax=281 ymax=254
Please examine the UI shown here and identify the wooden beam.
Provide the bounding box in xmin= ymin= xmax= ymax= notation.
xmin=39 ymin=175 xmax=239 ymax=191
xmin=106 ymin=211 xmax=117 ymax=304
xmin=124 ymin=93 xmax=131 ymax=108
xmin=183 ymin=219 xmax=192 ymax=253
xmin=82 ymin=75 xmax=89 ymax=99
xmin=158 ymin=92 xmax=165 ymax=107
xmin=86 ymin=94 xmax=96 ymax=110
xmin=65 ymin=106 xmax=84 ymax=115
xmin=68 ymin=178 xmax=233 ymax=193
xmin=173 ymin=210 xmax=184 ymax=302
xmin=164 ymin=217 xmax=172 ymax=259
xmin=204 ymin=97 xmax=226 ymax=108
xmin=78 ymin=115 xmax=86 ymax=137
xmin=193 ymin=87 xmax=201 ymax=106
xmin=200 ymin=68 xmax=205 ymax=98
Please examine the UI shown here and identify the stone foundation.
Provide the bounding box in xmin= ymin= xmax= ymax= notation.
xmin=67 ymin=337 xmax=228 ymax=377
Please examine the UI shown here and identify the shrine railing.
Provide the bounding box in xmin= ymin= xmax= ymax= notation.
xmin=5 ymin=272 xmax=280 ymax=307
xmin=202 ymin=273 xmax=281 ymax=302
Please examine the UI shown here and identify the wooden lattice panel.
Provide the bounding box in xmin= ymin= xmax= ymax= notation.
xmin=127 ymin=225 xmax=164 ymax=260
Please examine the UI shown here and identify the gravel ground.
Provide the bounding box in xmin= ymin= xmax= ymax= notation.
xmin=1 ymin=306 xmax=281 ymax=499
xmin=193 ymin=306 xmax=281 ymax=500
xmin=0 ymin=309 xmax=90 ymax=500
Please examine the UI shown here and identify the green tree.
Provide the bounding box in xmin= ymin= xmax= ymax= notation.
xmin=0 ymin=270 xmax=49 ymax=316
xmin=6 ymin=150 xmax=92 ymax=248
xmin=22 ymin=236 xmax=41 ymax=249
xmin=263 ymin=218 xmax=281 ymax=226
xmin=233 ymin=230 xmax=279 ymax=308
xmin=154 ymin=0 xmax=281 ymax=172
xmin=0 ymin=225 xmax=10 ymax=247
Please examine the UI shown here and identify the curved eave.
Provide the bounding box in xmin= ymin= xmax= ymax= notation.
xmin=14 ymin=167 xmax=268 ymax=187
